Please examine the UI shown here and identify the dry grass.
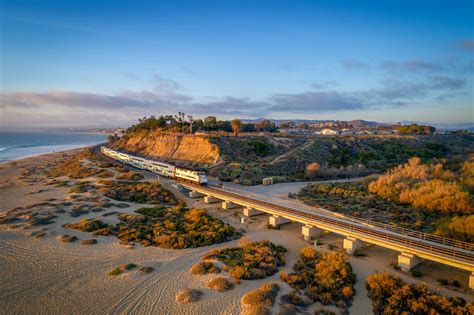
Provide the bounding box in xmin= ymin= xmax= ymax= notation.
xmin=80 ymin=239 xmax=97 ymax=245
xmin=189 ymin=261 xmax=220 ymax=275
xmin=56 ymin=235 xmax=78 ymax=243
xmin=175 ymin=289 xmax=202 ymax=303
xmin=108 ymin=263 xmax=137 ymax=276
xmin=207 ymin=277 xmax=234 ymax=292
xmin=63 ymin=219 xmax=108 ymax=232
xmin=139 ymin=267 xmax=155 ymax=274
xmin=241 ymin=283 xmax=279 ymax=315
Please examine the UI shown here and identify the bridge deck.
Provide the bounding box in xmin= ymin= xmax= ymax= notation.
xmin=183 ymin=183 xmax=474 ymax=272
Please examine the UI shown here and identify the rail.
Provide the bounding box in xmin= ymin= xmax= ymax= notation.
xmin=185 ymin=183 xmax=474 ymax=265
xmin=214 ymin=184 xmax=474 ymax=252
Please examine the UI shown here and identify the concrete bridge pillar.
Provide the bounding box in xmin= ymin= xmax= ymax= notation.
xmin=203 ymin=195 xmax=220 ymax=204
xmin=398 ymin=253 xmax=421 ymax=272
xmin=268 ymin=216 xmax=291 ymax=228
xmin=222 ymin=200 xmax=238 ymax=209
xmin=243 ymin=207 xmax=262 ymax=217
xmin=470 ymin=272 xmax=474 ymax=290
xmin=189 ymin=191 xmax=204 ymax=198
xmin=302 ymin=225 xmax=321 ymax=241
xmin=343 ymin=237 xmax=362 ymax=255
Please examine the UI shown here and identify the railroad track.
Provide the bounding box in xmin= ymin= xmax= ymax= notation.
xmin=183 ymin=182 xmax=474 ymax=269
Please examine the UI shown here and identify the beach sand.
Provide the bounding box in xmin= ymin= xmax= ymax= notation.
xmin=0 ymin=148 xmax=472 ymax=314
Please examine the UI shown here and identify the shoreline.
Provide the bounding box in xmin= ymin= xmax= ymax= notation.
xmin=0 ymin=142 xmax=104 ymax=165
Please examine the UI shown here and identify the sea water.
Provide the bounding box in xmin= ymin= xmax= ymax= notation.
xmin=0 ymin=130 xmax=107 ymax=163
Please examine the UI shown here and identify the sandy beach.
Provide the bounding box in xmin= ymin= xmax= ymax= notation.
xmin=0 ymin=147 xmax=472 ymax=314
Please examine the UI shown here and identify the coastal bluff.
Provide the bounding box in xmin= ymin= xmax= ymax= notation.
xmin=113 ymin=132 xmax=221 ymax=166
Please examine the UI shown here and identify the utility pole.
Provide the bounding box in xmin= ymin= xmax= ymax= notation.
xmin=188 ymin=114 xmax=193 ymax=134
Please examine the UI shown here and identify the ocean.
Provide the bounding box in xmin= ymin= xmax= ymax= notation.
xmin=0 ymin=130 xmax=108 ymax=163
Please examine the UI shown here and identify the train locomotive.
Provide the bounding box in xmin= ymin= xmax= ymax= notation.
xmin=100 ymin=146 xmax=207 ymax=185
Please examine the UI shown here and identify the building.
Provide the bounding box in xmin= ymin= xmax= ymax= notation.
xmin=318 ymin=128 xmax=339 ymax=135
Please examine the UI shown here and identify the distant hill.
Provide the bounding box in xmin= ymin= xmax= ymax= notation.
xmin=241 ymin=118 xmax=384 ymax=128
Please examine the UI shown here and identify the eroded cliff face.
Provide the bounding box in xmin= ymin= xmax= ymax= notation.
xmin=114 ymin=132 xmax=220 ymax=166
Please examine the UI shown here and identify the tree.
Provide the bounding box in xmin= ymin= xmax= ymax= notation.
xmin=231 ymin=119 xmax=242 ymax=137
xmin=256 ymin=119 xmax=277 ymax=132
xmin=204 ymin=116 xmax=217 ymax=126
xmin=306 ymin=162 xmax=320 ymax=179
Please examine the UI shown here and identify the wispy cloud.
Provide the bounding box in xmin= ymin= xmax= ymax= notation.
xmin=380 ymin=59 xmax=444 ymax=73
xmin=310 ymin=80 xmax=339 ymax=89
xmin=457 ymin=39 xmax=474 ymax=52
xmin=340 ymin=59 xmax=370 ymax=70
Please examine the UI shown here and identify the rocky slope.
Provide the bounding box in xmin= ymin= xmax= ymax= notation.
xmin=113 ymin=132 xmax=220 ymax=167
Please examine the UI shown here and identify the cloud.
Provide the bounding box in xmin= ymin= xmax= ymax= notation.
xmin=457 ymin=39 xmax=474 ymax=52
xmin=380 ymin=59 xmax=444 ymax=73
xmin=340 ymin=59 xmax=370 ymax=70
xmin=0 ymin=69 xmax=468 ymax=126
xmin=310 ymin=80 xmax=339 ymax=89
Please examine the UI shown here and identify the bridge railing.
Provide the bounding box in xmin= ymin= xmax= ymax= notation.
xmin=209 ymin=183 xmax=474 ymax=253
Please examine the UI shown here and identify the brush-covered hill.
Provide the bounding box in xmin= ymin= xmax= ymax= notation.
xmin=113 ymin=131 xmax=474 ymax=185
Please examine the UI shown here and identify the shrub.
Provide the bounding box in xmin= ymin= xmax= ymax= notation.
xmin=437 ymin=278 xmax=449 ymax=285
xmin=63 ymin=219 xmax=108 ymax=232
xmin=366 ymin=272 xmax=473 ymax=314
xmin=411 ymin=270 xmax=422 ymax=277
xmin=452 ymin=280 xmax=460 ymax=287
xmin=281 ymin=249 xmax=356 ymax=310
xmin=57 ymin=235 xmax=78 ymax=243
xmin=116 ymin=171 xmax=144 ymax=181
xmin=242 ymin=283 xmax=279 ymax=306
xmin=108 ymin=263 xmax=137 ymax=276
xmin=101 ymin=181 xmax=178 ymax=204
xmin=208 ymin=277 xmax=234 ymax=292
xmin=139 ymin=267 xmax=154 ymax=274
xmin=203 ymin=241 xmax=286 ymax=280
xmin=189 ymin=261 xmax=220 ymax=275
xmin=81 ymin=239 xmax=97 ymax=245
xmin=175 ymin=289 xmax=202 ymax=303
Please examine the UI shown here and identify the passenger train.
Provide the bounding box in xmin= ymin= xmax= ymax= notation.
xmin=100 ymin=146 xmax=208 ymax=185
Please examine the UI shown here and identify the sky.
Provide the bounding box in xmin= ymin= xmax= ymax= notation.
xmin=0 ymin=0 xmax=473 ymax=128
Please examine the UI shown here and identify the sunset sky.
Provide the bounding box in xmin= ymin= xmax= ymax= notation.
xmin=1 ymin=0 xmax=473 ymax=128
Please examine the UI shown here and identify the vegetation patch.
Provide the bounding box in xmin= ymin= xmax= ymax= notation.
xmin=366 ymin=272 xmax=473 ymax=314
xmin=47 ymin=151 xmax=113 ymax=179
xmin=114 ymin=206 xmax=237 ymax=248
xmin=116 ymin=171 xmax=144 ymax=181
xmin=57 ymin=234 xmax=78 ymax=243
xmin=63 ymin=219 xmax=108 ymax=232
xmin=280 ymin=247 xmax=356 ymax=310
xmin=139 ymin=267 xmax=155 ymax=274
xmin=241 ymin=283 xmax=280 ymax=315
xmin=202 ymin=240 xmax=286 ymax=280
xmin=175 ymin=289 xmax=203 ymax=303
xmin=208 ymin=277 xmax=234 ymax=292
xmin=108 ymin=263 xmax=137 ymax=276
xmin=189 ymin=261 xmax=220 ymax=275
xmin=299 ymin=157 xmax=474 ymax=240
xmin=65 ymin=205 xmax=237 ymax=249
xmin=99 ymin=181 xmax=178 ymax=204
xmin=81 ymin=239 xmax=98 ymax=245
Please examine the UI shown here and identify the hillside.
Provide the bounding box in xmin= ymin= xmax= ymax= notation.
xmin=113 ymin=132 xmax=474 ymax=185
xmin=112 ymin=132 xmax=220 ymax=168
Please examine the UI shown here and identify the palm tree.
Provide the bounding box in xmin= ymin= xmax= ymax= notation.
xmin=231 ymin=119 xmax=242 ymax=137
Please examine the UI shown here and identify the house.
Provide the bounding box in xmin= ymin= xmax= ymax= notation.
xmin=319 ymin=128 xmax=339 ymax=135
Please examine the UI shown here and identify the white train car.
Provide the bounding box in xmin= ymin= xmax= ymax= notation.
xmin=149 ymin=161 xmax=175 ymax=177
xmin=100 ymin=146 xmax=207 ymax=184
xmin=175 ymin=168 xmax=208 ymax=185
